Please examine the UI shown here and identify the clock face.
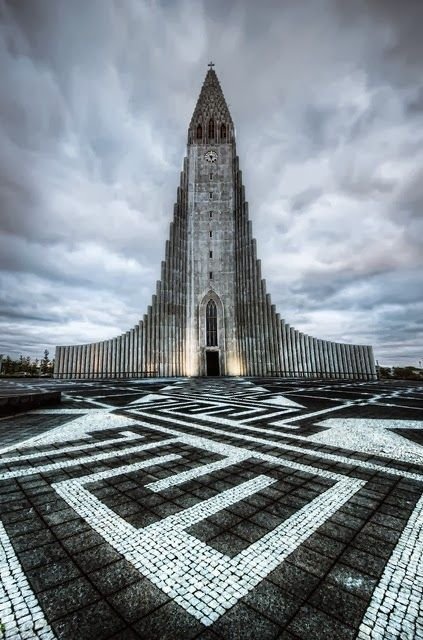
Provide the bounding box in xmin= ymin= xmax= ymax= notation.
xmin=204 ymin=150 xmax=218 ymax=163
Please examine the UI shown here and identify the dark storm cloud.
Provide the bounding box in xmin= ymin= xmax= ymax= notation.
xmin=0 ymin=0 xmax=421 ymax=365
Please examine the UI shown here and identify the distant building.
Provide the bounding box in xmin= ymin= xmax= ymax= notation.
xmin=55 ymin=67 xmax=376 ymax=379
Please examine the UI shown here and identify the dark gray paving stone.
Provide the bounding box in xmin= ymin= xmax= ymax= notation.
xmin=108 ymin=578 xmax=170 ymax=623
xmin=108 ymin=629 xmax=140 ymax=640
xmin=309 ymin=580 xmax=368 ymax=628
xmin=208 ymin=509 xmax=242 ymax=529
xmin=37 ymin=576 xmax=100 ymax=621
xmin=249 ymin=509 xmax=282 ymax=531
xmin=285 ymin=546 xmax=333 ymax=578
xmin=208 ymin=530 xmax=249 ymax=556
xmin=51 ymin=517 xmax=92 ymax=539
xmin=212 ymin=602 xmax=281 ymax=640
xmin=43 ymin=507 xmax=81 ymax=527
xmin=303 ymin=533 xmax=345 ymax=559
xmin=243 ymin=579 xmax=299 ymax=626
xmin=27 ymin=558 xmax=81 ymax=593
xmin=18 ymin=541 xmax=69 ymax=571
xmin=89 ymin=559 xmax=141 ymax=595
xmin=267 ymin=562 xmax=320 ymax=600
xmin=5 ymin=515 xmax=46 ymax=537
xmin=194 ymin=630 xmax=222 ymax=640
xmin=11 ymin=528 xmax=55 ymax=552
xmin=339 ymin=547 xmax=386 ymax=579
xmin=52 ymin=599 xmax=126 ymax=639
xmin=132 ymin=600 xmax=203 ymax=640
xmin=73 ymin=542 xmax=123 ymax=573
xmin=230 ymin=519 xmax=268 ymax=544
xmin=60 ymin=529 xmax=105 ymax=554
xmin=325 ymin=564 xmax=378 ymax=600
xmin=287 ymin=604 xmax=355 ymax=640
xmin=188 ymin=519 xmax=222 ymax=541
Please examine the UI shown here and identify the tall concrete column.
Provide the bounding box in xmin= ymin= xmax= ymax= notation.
xmin=128 ymin=329 xmax=134 ymax=378
xmin=326 ymin=341 xmax=335 ymax=378
xmin=84 ymin=344 xmax=91 ymax=379
xmin=100 ymin=342 xmax=105 ymax=378
xmin=306 ymin=336 xmax=314 ymax=377
xmin=361 ymin=345 xmax=371 ymax=380
xmin=283 ymin=323 xmax=291 ymax=376
xmin=105 ymin=340 xmax=111 ymax=378
xmin=61 ymin=347 xmax=67 ymax=379
xmin=75 ymin=345 xmax=82 ymax=379
xmin=289 ymin=327 xmax=298 ymax=376
xmin=89 ymin=343 xmax=95 ymax=379
xmin=55 ymin=347 xmax=63 ymax=379
xmin=69 ymin=346 xmax=76 ymax=379
xmin=82 ymin=345 xmax=88 ymax=379
xmin=355 ymin=345 xmax=364 ymax=379
xmin=297 ymin=332 xmax=305 ymax=377
xmin=346 ymin=344 xmax=354 ymax=379
xmin=311 ymin=338 xmax=320 ymax=377
xmin=334 ymin=343 xmax=343 ymax=378
xmin=275 ymin=313 xmax=283 ymax=376
xmin=316 ymin=340 xmax=324 ymax=378
xmin=92 ymin=342 xmax=98 ymax=378
xmin=367 ymin=346 xmax=377 ymax=379
xmin=322 ymin=341 xmax=330 ymax=379
xmin=350 ymin=345 xmax=359 ymax=379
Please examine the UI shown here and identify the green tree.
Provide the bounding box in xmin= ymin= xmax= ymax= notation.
xmin=41 ymin=349 xmax=50 ymax=374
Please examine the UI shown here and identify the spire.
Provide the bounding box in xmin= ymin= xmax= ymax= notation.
xmin=188 ymin=65 xmax=234 ymax=144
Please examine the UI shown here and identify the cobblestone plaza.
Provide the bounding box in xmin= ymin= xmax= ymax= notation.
xmin=0 ymin=376 xmax=422 ymax=639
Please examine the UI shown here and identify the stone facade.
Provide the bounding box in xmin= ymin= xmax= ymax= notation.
xmin=55 ymin=68 xmax=377 ymax=380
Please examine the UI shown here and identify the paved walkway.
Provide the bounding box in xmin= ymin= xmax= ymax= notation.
xmin=0 ymin=377 xmax=422 ymax=639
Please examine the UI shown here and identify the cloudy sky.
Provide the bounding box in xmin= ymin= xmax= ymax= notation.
xmin=0 ymin=0 xmax=422 ymax=366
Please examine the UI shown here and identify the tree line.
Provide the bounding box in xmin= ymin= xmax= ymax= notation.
xmin=0 ymin=350 xmax=54 ymax=376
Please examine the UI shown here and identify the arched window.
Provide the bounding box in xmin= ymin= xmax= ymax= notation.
xmin=196 ymin=124 xmax=202 ymax=140
xmin=220 ymin=123 xmax=226 ymax=139
xmin=206 ymin=300 xmax=217 ymax=346
xmin=208 ymin=118 xmax=215 ymax=140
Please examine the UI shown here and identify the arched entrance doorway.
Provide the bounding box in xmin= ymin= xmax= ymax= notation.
xmin=199 ymin=293 xmax=224 ymax=376
xmin=206 ymin=351 xmax=220 ymax=376
xmin=205 ymin=300 xmax=219 ymax=376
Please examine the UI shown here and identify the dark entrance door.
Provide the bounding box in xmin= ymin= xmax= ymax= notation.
xmin=206 ymin=351 xmax=220 ymax=376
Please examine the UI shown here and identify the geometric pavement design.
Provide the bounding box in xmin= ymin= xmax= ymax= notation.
xmin=0 ymin=376 xmax=422 ymax=639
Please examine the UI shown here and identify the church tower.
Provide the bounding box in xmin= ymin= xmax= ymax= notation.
xmin=54 ymin=66 xmax=376 ymax=380
xmin=186 ymin=64 xmax=238 ymax=376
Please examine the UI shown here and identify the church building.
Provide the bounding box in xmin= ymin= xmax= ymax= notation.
xmin=54 ymin=66 xmax=376 ymax=380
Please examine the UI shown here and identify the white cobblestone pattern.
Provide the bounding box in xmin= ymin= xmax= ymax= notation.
xmin=0 ymin=438 xmax=179 ymax=480
xmin=357 ymin=492 xmax=423 ymax=640
xmin=1 ymin=378 xmax=422 ymax=635
xmin=145 ymin=451 xmax=250 ymax=492
xmin=311 ymin=418 xmax=423 ymax=465
xmin=133 ymin=418 xmax=347 ymax=482
xmin=52 ymin=436 xmax=364 ymax=625
xmin=0 ymin=431 xmax=142 ymax=465
xmin=0 ymin=521 xmax=56 ymax=640
xmin=134 ymin=409 xmax=423 ymax=482
xmin=0 ymin=411 xmax=139 ymax=456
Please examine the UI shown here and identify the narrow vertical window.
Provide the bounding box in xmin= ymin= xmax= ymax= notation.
xmin=209 ymin=192 xmax=213 ymax=199
xmin=197 ymin=124 xmax=202 ymax=140
xmin=206 ymin=300 xmax=217 ymax=346
xmin=209 ymin=211 xmax=213 ymax=218
xmin=209 ymin=250 xmax=213 ymax=258
xmin=209 ymin=271 xmax=213 ymax=280
xmin=208 ymin=118 xmax=215 ymax=139
xmin=209 ymin=172 xmax=213 ymax=180
xmin=220 ymin=123 xmax=226 ymax=139
xmin=209 ymin=230 xmax=213 ymax=237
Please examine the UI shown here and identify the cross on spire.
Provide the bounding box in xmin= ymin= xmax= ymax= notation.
xmin=208 ymin=61 xmax=215 ymax=70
